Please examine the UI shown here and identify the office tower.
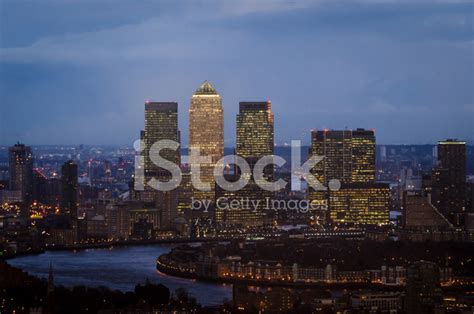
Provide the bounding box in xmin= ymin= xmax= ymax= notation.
xmin=310 ymin=130 xmax=353 ymax=186
xmin=432 ymin=140 xmax=466 ymax=226
xmin=189 ymin=81 xmax=224 ymax=202
xmin=236 ymin=101 xmax=274 ymax=177
xmin=144 ymin=102 xmax=179 ymax=178
xmin=142 ymin=102 xmax=180 ymax=228
xmin=61 ymin=160 xmax=78 ymax=220
xmin=308 ymin=129 xmax=376 ymax=225
xmin=309 ymin=129 xmax=376 ymax=186
xmin=405 ymin=261 xmax=443 ymax=314
xmin=8 ymin=143 xmax=33 ymax=206
xmin=351 ymin=129 xmax=376 ymax=183
xmin=225 ymin=101 xmax=274 ymax=227
xmin=329 ymin=183 xmax=390 ymax=226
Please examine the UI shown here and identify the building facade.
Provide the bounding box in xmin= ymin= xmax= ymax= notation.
xmin=432 ymin=140 xmax=467 ymax=226
xmin=61 ymin=160 xmax=78 ymax=220
xmin=8 ymin=143 xmax=33 ymax=206
xmin=188 ymin=81 xmax=224 ymax=202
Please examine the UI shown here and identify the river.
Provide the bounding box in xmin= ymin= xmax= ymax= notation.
xmin=7 ymin=244 xmax=232 ymax=306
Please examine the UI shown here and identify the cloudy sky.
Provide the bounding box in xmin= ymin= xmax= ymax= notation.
xmin=0 ymin=0 xmax=472 ymax=146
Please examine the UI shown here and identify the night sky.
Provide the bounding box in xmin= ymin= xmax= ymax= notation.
xmin=0 ymin=0 xmax=472 ymax=146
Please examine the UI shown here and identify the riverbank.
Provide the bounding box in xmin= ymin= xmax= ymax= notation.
xmin=6 ymin=244 xmax=233 ymax=306
xmin=155 ymin=256 xmax=391 ymax=290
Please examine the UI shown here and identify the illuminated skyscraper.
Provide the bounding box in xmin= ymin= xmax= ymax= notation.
xmin=144 ymin=102 xmax=179 ymax=179
xmin=351 ymin=129 xmax=376 ymax=183
xmin=308 ymin=129 xmax=377 ymax=225
xmin=61 ymin=160 xmax=78 ymax=220
xmin=217 ymin=101 xmax=275 ymax=227
xmin=189 ymin=81 xmax=224 ymax=201
xmin=310 ymin=130 xmax=353 ymax=186
xmin=329 ymin=182 xmax=390 ymax=226
xmin=236 ymin=101 xmax=274 ymax=177
xmin=432 ymin=140 xmax=466 ymax=226
xmin=8 ymin=143 xmax=33 ymax=206
xmin=309 ymin=128 xmax=376 ymax=186
xmin=139 ymin=102 xmax=180 ymax=230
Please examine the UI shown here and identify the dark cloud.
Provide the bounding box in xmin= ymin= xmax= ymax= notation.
xmin=0 ymin=0 xmax=472 ymax=145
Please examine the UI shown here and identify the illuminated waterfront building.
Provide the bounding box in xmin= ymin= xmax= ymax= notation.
xmin=60 ymin=160 xmax=78 ymax=220
xmin=8 ymin=143 xmax=33 ymax=207
xmin=432 ymin=140 xmax=466 ymax=226
xmin=328 ymin=183 xmax=390 ymax=226
xmin=236 ymin=101 xmax=274 ymax=178
xmin=189 ymin=81 xmax=224 ymax=202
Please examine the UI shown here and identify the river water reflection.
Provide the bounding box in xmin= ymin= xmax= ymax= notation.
xmin=7 ymin=244 xmax=232 ymax=306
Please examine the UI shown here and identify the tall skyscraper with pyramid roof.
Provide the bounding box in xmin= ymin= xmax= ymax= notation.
xmin=189 ymin=81 xmax=224 ymax=202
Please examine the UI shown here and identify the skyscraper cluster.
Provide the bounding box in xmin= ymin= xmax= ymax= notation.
xmin=138 ymin=81 xmax=388 ymax=229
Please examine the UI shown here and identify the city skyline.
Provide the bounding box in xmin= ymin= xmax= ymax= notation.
xmin=1 ymin=1 xmax=473 ymax=146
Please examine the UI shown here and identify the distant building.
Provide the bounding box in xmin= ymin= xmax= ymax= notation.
xmin=142 ymin=101 xmax=180 ymax=229
xmin=215 ymin=175 xmax=272 ymax=227
xmin=403 ymin=194 xmax=453 ymax=231
xmin=309 ymin=128 xmax=376 ymax=186
xmin=226 ymin=101 xmax=275 ymax=227
xmin=61 ymin=160 xmax=78 ymax=220
xmin=8 ymin=143 xmax=33 ymax=207
xmin=144 ymin=102 xmax=180 ymax=178
xmin=188 ymin=81 xmax=224 ymax=202
xmin=105 ymin=202 xmax=130 ymax=240
xmin=351 ymin=291 xmax=401 ymax=312
xmin=432 ymin=140 xmax=467 ymax=226
xmin=329 ymin=183 xmax=390 ymax=226
xmin=236 ymin=101 xmax=274 ymax=178
xmin=308 ymin=129 xmax=376 ymax=224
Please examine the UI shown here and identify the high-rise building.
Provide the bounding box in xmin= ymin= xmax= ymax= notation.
xmin=144 ymin=102 xmax=179 ymax=178
xmin=308 ymin=129 xmax=376 ymax=225
xmin=236 ymin=101 xmax=274 ymax=177
xmin=432 ymin=140 xmax=466 ymax=226
xmin=310 ymin=130 xmax=353 ymax=186
xmin=8 ymin=143 xmax=33 ymax=206
xmin=309 ymin=128 xmax=375 ymax=186
xmin=351 ymin=129 xmax=376 ymax=183
xmin=222 ymin=101 xmax=275 ymax=227
xmin=142 ymin=101 xmax=180 ymax=229
xmin=189 ymin=81 xmax=224 ymax=202
xmin=61 ymin=160 xmax=78 ymax=220
xmin=329 ymin=183 xmax=390 ymax=226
